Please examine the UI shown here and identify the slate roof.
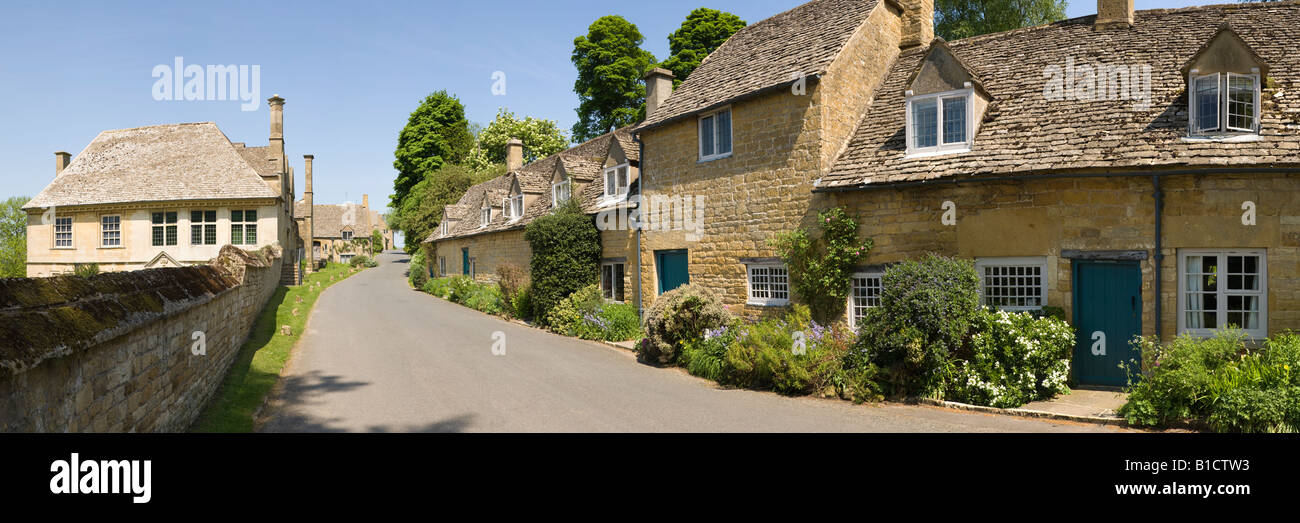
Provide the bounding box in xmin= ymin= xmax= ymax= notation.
xmin=637 ymin=0 xmax=881 ymax=130
xmin=821 ymin=2 xmax=1300 ymax=189
xmin=24 ymin=122 xmax=279 ymax=209
xmin=296 ymin=201 xmax=373 ymax=239
xmin=234 ymin=144 xmax=282 ymax=176
xmin=429 ymin=128 xmax=635 ymax=242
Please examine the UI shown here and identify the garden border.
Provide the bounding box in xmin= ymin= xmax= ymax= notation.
xmin=915 ymin=398 xmax=1130 ymax=427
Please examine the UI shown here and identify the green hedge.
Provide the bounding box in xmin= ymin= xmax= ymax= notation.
xmin=524 ymin=199 xmax=601 ymax=325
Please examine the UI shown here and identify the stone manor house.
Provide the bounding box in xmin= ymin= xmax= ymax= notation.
xmin=435 ymin=0 xmax=1299 ymax=387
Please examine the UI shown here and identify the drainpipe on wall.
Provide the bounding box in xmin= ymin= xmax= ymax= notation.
xmin=634 ymin=132 xmax=645 ymax=322
xmin=1152 ymin=175 xmax=1165 ymax=339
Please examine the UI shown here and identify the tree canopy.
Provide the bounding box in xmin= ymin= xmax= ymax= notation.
xmin=467 ymin=108 xmax=569 ymax=171
xmin=935 ymin=0 xmax=1067 ymax=41
xmin=1 ymin=196 xmax=30 ymax=278
xmin=389 ymin=163 xmax=503 ymax=254
xmin=571 ymin=15 xmax=657 ymax=142
xmin=391 ymin=91 xmax=474 ymax=210
xmin=660 ymin=8 xmax=746 ymax=84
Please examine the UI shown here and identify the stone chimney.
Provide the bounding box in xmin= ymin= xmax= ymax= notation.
xmin=268 ymin=95 xmax=286 ymax=175
xmin=303 ymin=154 xmax=315 ymax=273
xmin=898 ymin=0 xmax=935 ymax=49
xmin=362 ymin=194 xmax=369 ymax=210
xmin=506 ymin=139 xmax=524 ymax=171
xmin=54 ymin=152 xmax=71 ymax=177
xmin=644 ymin=68 xmax=675 ymax=118
xmin=1096 ymin=0 xmax=1135 ymax=30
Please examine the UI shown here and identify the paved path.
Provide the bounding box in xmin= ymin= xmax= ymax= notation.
xmin=261 ymin=252 xmax=1122 ymax=433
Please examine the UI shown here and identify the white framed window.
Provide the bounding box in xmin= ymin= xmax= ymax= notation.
xmin=190 ymin=210 xmax=216 ymax=245
xmin=99 ymin=215 xmax=121 ymax=248
xmin=230 ymin=210 xmax=257 ymax=245
xmin=603 ymin=163 xmax=630 ymax=199
xmin=1178 ymin=249 xmax=1267 ymax=339
xmin=698 ymin=107 xmax=732 ymax=161
xmin=441 ymin=220 xmax=449 ymax=236
xmin=848 ymin=272 xmax=884 ymax=329
xmin=504 ymin=194 xmax=523 ymax=221
xmin=152 ymin=211 xmax=178 ymax=247
xmin=746 ymin=263 xmax=790 ymax=306
xmin=551 ymin=178 xmax=571 ymax=208
xmin=975 ymin=257 xmax=1048 ymax=311
xmin=479 ymin=205 xmax=490 ymax=227
xmin=602 ymin=262 xmax=626 ymax=302
xmin=342 ymin=230 xmax=354 ymax=241
xmin=438 ymin=256 xmax=446 ymax=277
xmin=54 ymin=216 xmax=73 ymax=248
xmin=1189 ymin=70 xmax=1260 ymax=135
xmin=905 ymin=88 xmax=974 ymax=156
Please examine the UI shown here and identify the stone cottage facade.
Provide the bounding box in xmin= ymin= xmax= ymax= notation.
xmin=23 ymin=96 xmax=303 ymax=283
xmin=633 ymin=0 xmax=1300 ymax=386
xmin=425 ymin=129 xmax=641 ymax=303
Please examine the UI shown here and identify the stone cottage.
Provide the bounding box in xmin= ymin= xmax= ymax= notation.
xmin=23 ymin=96 xmax=303 ymax=284
xmin=425 ymin=128 xmax=641 ymax=304
xmin=634 ymin=0 xmax=1300 ymax=386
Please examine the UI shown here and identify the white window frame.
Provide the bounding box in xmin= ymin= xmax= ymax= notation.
xmin=698 ymin=106 xmax=733 ymax=162
xmin=847 ymin=271 xmax=884 ymax=329
xmin=745 ymin=262 xmax=790 ymax=306
xmin=905 ymin=88 xmax=974 ymax=157
xmin=441 ymin=220 xmax=449 ymax=236
xmin=342 ymin=230 xmax=353 ymax=241
xmin=974 ymin=256 xmax=1049 ymax=312
xmin=504 ymin=194 xmax=523 ymax=221
xmin=99 ymin=215 xmax=121 ymax=248
xmin=53 ymin=216 xmax=73 ymax=249
xmin=1177 ymin=249 xmax=1268 ymax=339
xmin=438 ymin=256 xmax=446 ymax=277
xmin=551 ymin=178 xmax=571 ymax=208
xmin=479 ymin=205 xmax=490 ymax=228
xmin=1188 ymin=70 xmax=1260 ymax=136
xmin=152 ymin=211 xmax=179 ymax=247
xmin=603 ymin=163 xmax=630 ymax=200
xmin=601 ymin=262 xmax=626 ymax=302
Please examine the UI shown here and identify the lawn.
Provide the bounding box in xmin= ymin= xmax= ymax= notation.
xmin=190 ymin=262 xmax=359 ymax=432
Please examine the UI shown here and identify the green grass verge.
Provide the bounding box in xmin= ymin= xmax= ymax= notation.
xmin=190 ymin=263 xmax=359 ymax=433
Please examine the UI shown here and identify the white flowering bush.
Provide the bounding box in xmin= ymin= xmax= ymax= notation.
xmin=946 ymin=309 xmax=1074 ymax=408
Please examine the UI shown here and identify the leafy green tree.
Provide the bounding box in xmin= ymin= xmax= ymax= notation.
xmin=771 ymin=207 xmax=873 ymax=324
xmin=389 ymin=163 xmax=505 ymax=254
xmin=1 ymin=196 xmax=30 ymax=278
xmin=391 ymin=91 xmax=474 ymax=210
xmin=935 ymin=0 xmax=1066 ymax=41
xmin=660 ymin=8 xmax=746 ymax=85
xmin=466 ymin=108 xmax=570 ymax=171
xmin=571 ymin=15 xmax=657 ymax=141
xmin=524 ymin=199 xmax=602 ymax=324
xmin=371 ymin=229 xmax=384 ymax=253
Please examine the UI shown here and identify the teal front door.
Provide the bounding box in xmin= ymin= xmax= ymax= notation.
xmin=462 ymin=248 xmax=470 ymax=276
xmin=656 ymin=250 xmax=689 ymax=294
xmin=1072 ymin=261 xmax=1143 ymax=386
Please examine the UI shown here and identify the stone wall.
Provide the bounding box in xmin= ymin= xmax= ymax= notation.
xmin=0 ymin=245 xmax=283 ymax=432
xmin=433 ymin=229 xmax=532 ymax=282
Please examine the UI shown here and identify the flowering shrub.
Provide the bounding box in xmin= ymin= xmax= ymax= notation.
xmin=420 ymin=276 xmax=504 ymax=315
xmin=771 ymin=207 xmax=873 ymax=324
xmin=639 ymin=283 xmax=732 ymax=364
xmin=1120 ymin=330 xmax=1300 ymax=432
xmin=545 ymin=285 xmax=641 ymax=341
xmin=946 ymin=309 xmax=1073 ymax=408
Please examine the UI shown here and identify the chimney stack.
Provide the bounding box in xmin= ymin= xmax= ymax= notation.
xmin=362 ymin=194 xmax=369 ymax=210
xmin=506 ymin=139 xmax=524 ymax=171
xmin=268 ymin=95 xmax=286 ymax=176
xmin=644 ymin=68 xmax=675 ymax=119
xmin=1095 ymin=0 xmax=1135 ymax=30
xmin=54 ymin=152 xmax=71 ymax=177
xmin=898 ymin=0 xmax=935 ymax=49
xmin=303 ymin=154 xmax=315 ymax=273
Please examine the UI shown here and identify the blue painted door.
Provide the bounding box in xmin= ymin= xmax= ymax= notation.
xmin=656 ymin=250 xmax=689 ymax=294
xmin=1072 ymin=261 xmax=1143 ymax=386
xmin=462 ymin=248 xmax=470 ymax=276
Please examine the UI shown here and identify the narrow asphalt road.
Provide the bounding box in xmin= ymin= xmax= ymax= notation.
xmin=260 ymin=252 xmax=1121 ymax=433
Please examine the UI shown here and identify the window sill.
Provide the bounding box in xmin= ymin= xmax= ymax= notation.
xmin=1179 ymin=328 xmax=1267 ymax=342
xmin=747 ymin=299 xmax=791 ymax=307
xmin=904 ymin=146 xmax=972 ymax=159
xmin=698 ymin=152 xmax=733 ymax=163
xmin=98 ymin=246 xmax=124 ymax=250
xmin=1181 ymin=134 xmax=1260 ymax=143
xmin=51 ymin=247 xmax=75 ymax=250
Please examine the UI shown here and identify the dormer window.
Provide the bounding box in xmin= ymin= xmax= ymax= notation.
xmin=604 ymin=163 xmax=629 ymax=199
xmin=441 ymin=220 xmax=448 ymax=235
xmin=552 ymin=177 xmax=571 ymax=208
xmin=504 ymin=194 xmax=523 ymax=221
xmin=480 ymin=205 xmax=490 ymax=227
xmin=906 ymin=89 xmax=973 ymax=156
xmin=1189 ymin=71 xmax=1260 ymax=136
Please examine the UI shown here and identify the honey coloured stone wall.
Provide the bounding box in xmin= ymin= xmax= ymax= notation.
xmin=432 ymin=229 xmax=532 ymax=282
xmin=0 ymin=245 xmax=282 ymax=432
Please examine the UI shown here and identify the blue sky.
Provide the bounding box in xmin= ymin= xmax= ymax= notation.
xmin=0 ymin=0 xmax=1208 ymax=218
